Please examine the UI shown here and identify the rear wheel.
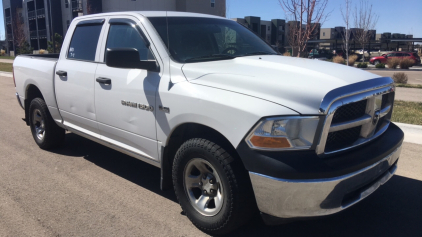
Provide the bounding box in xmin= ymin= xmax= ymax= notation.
xmin=29 ymin=98 xmax=65 ymax=149
xmin=172 ymin=138 xmax=256 ymax=235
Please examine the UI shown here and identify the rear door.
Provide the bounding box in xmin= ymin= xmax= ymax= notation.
xmin=55 ymin=19 xmax=106 ymax=135
xmin=385 ymin=53 xmax=397 ymax=62
xmin=396 ymin=53 xmax=404 ymax=60
xmin=94 ymin=17 xmax=161 ymax=161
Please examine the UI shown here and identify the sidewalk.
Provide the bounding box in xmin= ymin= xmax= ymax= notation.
xmin=0 ymin=59 xmax=14 ymax=64
xmin=0 ymin=71 xmax=12 ymax=77
xmin=395 ymin=122 xmax=422 ymax=145
xmin=395 ymin=87 xmax=422 ymax=103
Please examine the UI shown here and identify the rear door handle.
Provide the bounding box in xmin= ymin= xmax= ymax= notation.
xmin=96 ymin=77 xmax=112 ymax=85
xmin=56 ymin=70 xmax=67 ymax=76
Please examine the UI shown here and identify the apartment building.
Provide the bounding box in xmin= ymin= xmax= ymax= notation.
xmin=3 ymin=0 xmax=226 ymax=53
xmin=233 ymin=16 xmax=286 ymax=48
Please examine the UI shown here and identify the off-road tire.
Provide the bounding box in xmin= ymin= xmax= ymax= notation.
xmin=29 ymin=98 xmax=65 ymax=149
xmin=172 ymin=138 xmax=256 ymax=235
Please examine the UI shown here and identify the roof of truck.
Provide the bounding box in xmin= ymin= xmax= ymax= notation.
xmin=75 ymin=11 xmax=226 ymax=20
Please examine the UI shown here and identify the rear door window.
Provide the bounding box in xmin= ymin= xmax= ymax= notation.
xmin=68 ymin=24 xmax=103 ymax=61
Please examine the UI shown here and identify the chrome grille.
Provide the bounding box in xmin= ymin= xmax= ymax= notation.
xmin=326 ymin=126 xmax=361 ymax=152
xmin=316 ymin=77 xmax=395 ymax=156
xmin=332 ymin=100 xmax=367 ymax=124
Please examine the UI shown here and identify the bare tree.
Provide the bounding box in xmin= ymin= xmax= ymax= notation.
xmin=13 ymin=9 xmax=31 ymax=55
xmin=340 ymin=0 xmax=351 ymax=65
xmin=279 ymin=0 xmax=330 ymax=57
xmin=353 ymin=0 xmax=378 ymax=62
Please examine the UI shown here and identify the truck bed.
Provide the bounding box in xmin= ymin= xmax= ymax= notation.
xmin=14 ymin=54 xmax=60 ymax=122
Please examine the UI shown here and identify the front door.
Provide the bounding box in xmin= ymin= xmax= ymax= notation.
xmin=94 ymin=17 xmax=161 ymax=161
xmin=55 ymin=19 xmax=105 ymax=134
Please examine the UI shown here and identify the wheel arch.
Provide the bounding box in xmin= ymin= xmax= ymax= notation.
xmin=24 ymin=84 xmax=45 ymax=126
xmin=160 ymin=122 xmax=244 ymax=191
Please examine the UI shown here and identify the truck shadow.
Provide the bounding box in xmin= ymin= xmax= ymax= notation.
xmin=228 ymin=175 xmax=422 ymax=237
xmin=51 ymin=133 xmax=422 ymax=237
xmin=50 ymin=132 xmax=178 ymax=203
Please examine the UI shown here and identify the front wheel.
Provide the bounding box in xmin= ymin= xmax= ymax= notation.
xmin=374 ymin=60 xmax=380 ymax=65
xmin=172 ymin=138 xmax=256 ymax=235
xmin=29 ymin=98 xmax=65 ymax=149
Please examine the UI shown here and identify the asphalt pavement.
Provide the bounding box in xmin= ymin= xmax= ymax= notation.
xmin=1 ymin=76 xmax=422 ymax=236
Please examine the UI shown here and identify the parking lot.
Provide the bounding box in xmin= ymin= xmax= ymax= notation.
xmin=1 ymin=75 xmax=421 ymax=236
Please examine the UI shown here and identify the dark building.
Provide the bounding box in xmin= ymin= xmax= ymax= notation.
xmin=2 ymin=0 xmax=23 ymax=53
xmin=271 ymin=19 xmax=285 ymax=48
xmin=244 ymin=16 xmax=261 ymax=35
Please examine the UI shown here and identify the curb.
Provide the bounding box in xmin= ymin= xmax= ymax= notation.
xmin=0 ymin=71 xmax=12 ymax=78
xmin=362 ymin=68 xmax=422 ymax=71
xmin=394 ymin=122 xmax=422 ymax=145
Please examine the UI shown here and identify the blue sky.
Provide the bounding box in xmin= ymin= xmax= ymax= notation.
xmin=0 ymin=0 xmax=420 ymax=40
xmin=228 ymin=0 xmax=422 ymax=37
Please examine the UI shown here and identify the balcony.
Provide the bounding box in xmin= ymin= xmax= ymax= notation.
xmin=72 ymin=0 xmax=83 ymax=12
xmin=30 ymin=30 xmax=38 ymax=39
xmin=28 ymin=10 xmax=36 ymax=20
xmin=6 ymin=16 xmax=11 ymax=24
xmin=36 ymin=8 xmax=45 ymax=18
xmin=38 ymin=29 xmax=47 ymax=38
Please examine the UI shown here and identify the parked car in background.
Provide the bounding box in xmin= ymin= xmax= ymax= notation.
xmin=370 ymin=52 xmax=421 ymax=65
xmin=308 ymin=49 xmax=334 ymax=60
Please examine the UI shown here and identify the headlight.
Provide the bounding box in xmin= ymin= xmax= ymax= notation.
xmin=246 ymin=116 xmax=320 ymax=151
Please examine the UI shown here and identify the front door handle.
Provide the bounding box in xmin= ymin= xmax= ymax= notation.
xmin=56 ymin=70 xmax=67 ymax=76
xmin=96 ymin=77 xmax=112 ymax=85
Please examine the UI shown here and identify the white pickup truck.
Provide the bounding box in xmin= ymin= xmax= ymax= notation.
xmin=13 ymin=11 xmax=403 ymax=235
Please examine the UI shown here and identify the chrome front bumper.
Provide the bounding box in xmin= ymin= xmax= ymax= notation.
xmin=249 ymin=146 xmax=401 ymax=219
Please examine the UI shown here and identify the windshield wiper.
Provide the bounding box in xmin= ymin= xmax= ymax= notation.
xmin=239 ymin=51 xmax=278 ymax=57
xmin=185 ymin=54 xmax=236 ymax=63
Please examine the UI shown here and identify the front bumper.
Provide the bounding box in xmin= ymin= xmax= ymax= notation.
xmin=237 ymin=123 xmax=404 ymax=220
xmin=250 ymin=146 xmax=400 ymax=219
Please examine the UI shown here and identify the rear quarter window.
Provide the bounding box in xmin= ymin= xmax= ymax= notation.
xmin=68 ymin=24 xmax=103 ymax=61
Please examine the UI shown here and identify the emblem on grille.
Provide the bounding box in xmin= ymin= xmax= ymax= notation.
xmin=372 ymin=110 xmax=381 ymax=125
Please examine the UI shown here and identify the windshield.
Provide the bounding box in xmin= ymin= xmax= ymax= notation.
xmin=148 ymin=17 xmax=277 ymax=63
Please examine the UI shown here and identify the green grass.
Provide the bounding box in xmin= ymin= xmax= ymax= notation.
xmin=392 ymin=100 xmax=422 ymax=125
xmin=396 ymin=83 xmax=422 ymax=89
xmin=0 ymin=63 xmax=13 ymax=72
xmin=0 ymin=55 xmax=15 ymax=60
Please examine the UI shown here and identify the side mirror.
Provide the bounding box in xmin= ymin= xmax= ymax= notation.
xmin=106 ymin=48 xmax=159 ymax=72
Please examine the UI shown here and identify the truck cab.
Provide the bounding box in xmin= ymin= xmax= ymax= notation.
xmin=13 ymin=12 xmax=404 ymax=235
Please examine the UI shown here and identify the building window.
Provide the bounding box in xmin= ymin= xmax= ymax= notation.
xmin=268 ymin=26 xmax=270 ymax=31
xmin=65 ymin=0 xmax=69 ymax=8
xmin=211 ymin=0 xmax=215 ymax=7
xmin=323 ymin=32 xmax=325 ymax=36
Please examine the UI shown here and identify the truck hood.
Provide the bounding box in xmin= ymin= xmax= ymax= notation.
xmin=182 ymin=55 xmax=380 ymax=114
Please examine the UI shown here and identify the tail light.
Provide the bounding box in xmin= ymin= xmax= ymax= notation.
xmin=13 ymin=67 xmax=16 ymax=87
